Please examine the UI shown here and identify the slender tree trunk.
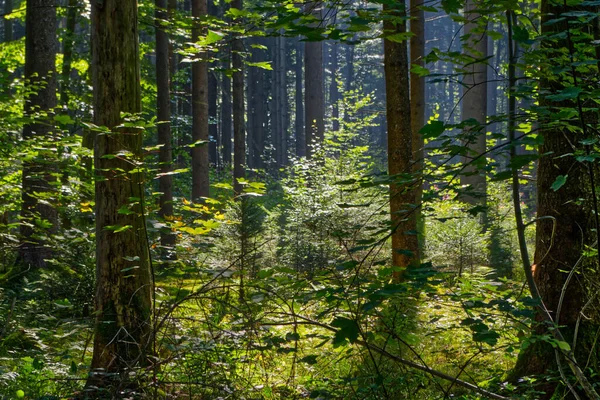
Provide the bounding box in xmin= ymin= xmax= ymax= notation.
xmin=295 ymin=38 xmax=305 ymax=158
xmin=156 ymin=0 xmax=176 ymax=252
xmin=209 ymin=70 xmax=218 ymax=167
xmin=19 ymin=0 xmax=58 ymax=268
xmin=208 ymin=0 xmax=218 ymax=167
xmin=3 ymin=0 xmax=12 ymax=42
xmin=410 ymin=0 xmax=425 ymax=256
xmin=460 ymin=0 xmax=488 ymax=213
xmin=344 ymin=43 xmax=354 ymax=123
xmin=279 ymin=35 xmax=288 ymax=166
xmin=232 ymin=0 xmax=245 ymax=195
xmin=330 ymin=41 xmax=339 ymax=132
xmin=272 ymin=35 xmax=287 ymax=167
xmin=383 ymin=2 xmax=418 ymax=275
xmin=60 ymin=0 xmax=77 ymax=106
xmin=249 ymin=38 xmax=266 ymax=169
xmin=222 ymin=53 xmax=233 ymax=165
xmin=191 ymin=0 xmax=210 ymax=201
xmin=87 ymin=0 xmax=152 ymax=393
xmin=304 ymin=4 xmax=324 ymax=158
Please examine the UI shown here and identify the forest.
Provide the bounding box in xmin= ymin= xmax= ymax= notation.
xmin=0 ymin=0 xmax=599 ymax=398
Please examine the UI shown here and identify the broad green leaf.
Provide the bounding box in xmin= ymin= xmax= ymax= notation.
xmin=419 ymin=120 xmax=445 ymax=139
xmin=551 ymin=175 xmax=567 ymax=191
xmin=331 ymin=317 xmax=359 ymax=345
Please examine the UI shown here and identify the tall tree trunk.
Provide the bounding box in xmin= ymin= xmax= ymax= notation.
xmin=232 ymin=0 xmax=245 ymax=195
xmin=3 ymin=0 xmax=12 ymax=42
xmin=330 ymin=41 xmax=339 ymax=132
xmin=410 ymin=0 xmax=425 ymax=256
xmin=19 ymin=0 xmax=58 ymax=268
xmin=272 ymin=35 xmax=287 ymax=167
xmin=156 ymin=0 xmax=175 ymax=252
xmin=208 ymin=0 xmax=218 ymax=167
xmin=88 ymin=0 xmax=153 ymax=392
xmin=343 ymin=42 xmax=354 ymax=124
xmin=249 ymin=38 xmax=266 ymax=169
xmin=221 ymin=53 xmax=232 ymax=165
xmin=383 ymin=2 xmax=418 ymax=275
xmin=191 ymin=0 xmax=210 ymax=201
xmin=279 ymin=35 xmax=288 ymax=166
xmin=460 ymin=0 xmax=488 ymax=213
xmin=304 ymin=3 xmax=324 ymax=158
xmin=295 ymin=38 xmax=305 ymax=158
xmin=510 ymin=3 xmax=600 ymax=397
xmin=209 ymin=70 xmax=218 ymax=167
xmin=60 ymin=0 xmax=78 ymax=106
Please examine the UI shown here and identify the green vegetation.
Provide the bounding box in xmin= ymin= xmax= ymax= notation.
xmin=0 ymin=0 xmax=599 ymax=399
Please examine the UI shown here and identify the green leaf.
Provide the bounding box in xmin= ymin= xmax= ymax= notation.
xmin=546 ymin=87 xmax=582 ymax=102
xmin=441 ymin=0 xmax=461 ymax=13
xmin=419 ymin=120 xmax=445 ymax=139
xmin=556 ymin=340 xmax=571 ymax=351
xmin=299 ymin=355 xmax=318 ymax=365
xmin=246 ymin=61 xmax=272 ymax=70
xmin=331 ymin=317 xmax=359 ymax=345
xmin=513 ymin=25 xmax=530 ymax=42
xmin=551 ymin=175 xmax=567 ymax=191
xmin=54 ymin=114 xmax=75 ymax=125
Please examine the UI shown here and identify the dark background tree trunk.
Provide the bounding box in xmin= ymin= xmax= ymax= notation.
xmin=304 ymin=3 xmax=324 ymax=158
xmin=191 ymin=0 xmax=210 ymax=201
xmin=19 ymin=0 xmax=58 ymax=268
xmin=232 ymin=0 xmax=245 ymax=195
xmin=156 ymin=0 xmax=176 ymax=252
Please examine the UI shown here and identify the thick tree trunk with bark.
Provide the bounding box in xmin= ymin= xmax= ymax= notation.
xmin=191 ymin=0 xmax=210 ymax=201
xmin=460 ymin=0 xmax=488 ymax=210
xmin=156 ymin=0 xmax=176 ymax=251
xmin=383 ymin=2 xmax=418 ymax=274
xmin=232 ymin=0 xmax=245 ymax=195
xmin=510 ymin=2 xmax=600 ymax=397
xmin=304 ymin=3 xmax=324 ymax=158
xmin=87 ymin=0 xmax=153 ymax=394
xmin=19 ymin=0 xmax=58 ymax=268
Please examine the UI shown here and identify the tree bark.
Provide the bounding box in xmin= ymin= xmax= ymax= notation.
xmin=343 ymin=42 xmax=354 ymax=124
xmin=295 ymin=38 xmax=305 ymax=158
xmin=208 ymin=0 xmax=218 ymax=167
xmin=156 ymin=0 xmax=176 ymax=251
xmin=330 ymin=41 xmax=339 ymax=132
xmin=232 ymin=0 xmax=245 ymax=195
xmin=19 ymin=0 xmax=58 ymax=268
xmin=460 ymin=0 xmax=488 ymax=212
xmin=221 ymin=50 xmax=233 ymax=165
xmin=87 ymin=0 xmax=153 ymax=394
xmin=60 ymin=0 xmax=78 ymax=106
xmin=304 ymin=3 xmax=324 ymax=158
xmin=410 ymin=0 xmax=425 ymax=256
xmin=510 ymin=2 xmax=600 ymax=397
xmin=3 ymin=0 xmax=12 ymax=42
xmin=191 ymin=0 xmax=210 ymax=201
xmin=383 ymin=2 xmax=418 ymax=275
xmin=248 ymin=38 xmax=266 ymax=169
